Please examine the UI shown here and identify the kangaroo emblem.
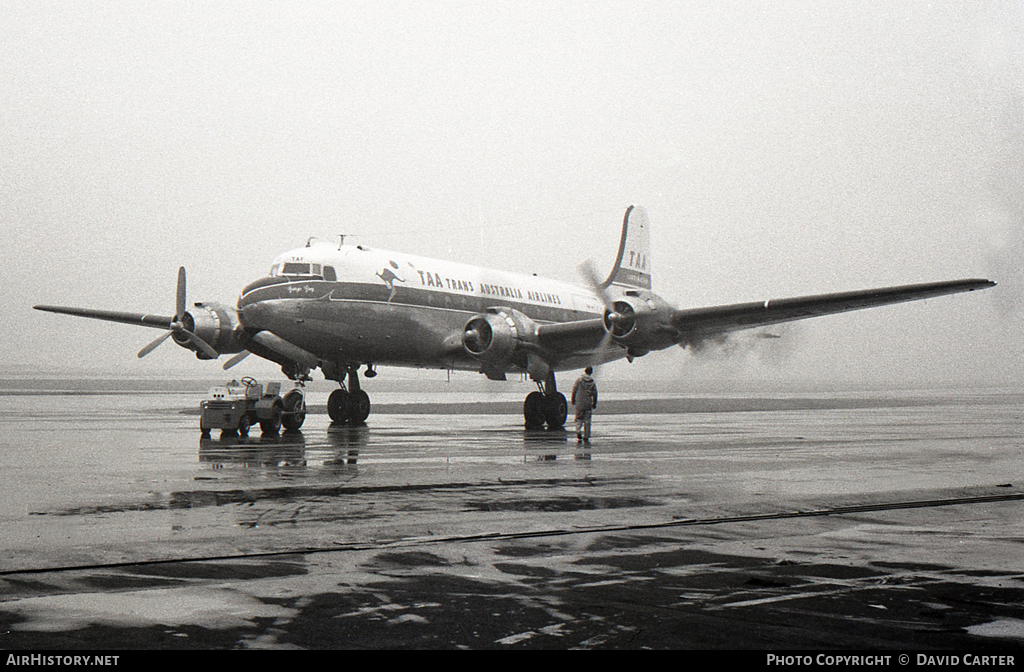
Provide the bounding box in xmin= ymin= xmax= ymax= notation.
xmin=376 ymin=261 xmax=405 ymax=303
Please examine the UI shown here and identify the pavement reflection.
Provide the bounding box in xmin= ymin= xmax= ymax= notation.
xmin=1 ymin=390 xmax=1023 ymax=648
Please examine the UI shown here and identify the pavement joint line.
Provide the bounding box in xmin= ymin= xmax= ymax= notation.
xmin=0 ymin=491 xmax=1020 ymax=578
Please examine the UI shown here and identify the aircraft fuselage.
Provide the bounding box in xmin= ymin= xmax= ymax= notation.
xmin=237 ymin=242 xmax=629 ymax=376
xmin=33 ymin=204 xmax=994 ymax=429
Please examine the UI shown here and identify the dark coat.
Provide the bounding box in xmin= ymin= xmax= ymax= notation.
xmin=571 ymin=374 xmax=598 ymax=410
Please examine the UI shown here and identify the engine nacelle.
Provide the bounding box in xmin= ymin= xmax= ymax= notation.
xmin=603 ymin=294 xmax=648 ymax=340
xmin=462 ymin=308 xmax=538 ymax=378
xmin=601 ymin=292 xmax=674 ymax=357
xmin=174 ymin=301 xmax=246 ymax=359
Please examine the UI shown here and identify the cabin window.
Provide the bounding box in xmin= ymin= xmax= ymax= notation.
xmin=311 ymin=263 xmax=322 ymax=276
xmin=323 ymin=266 xmax=337 ymax=282
xmin=282 ymin=262 xmax=311 ymax=275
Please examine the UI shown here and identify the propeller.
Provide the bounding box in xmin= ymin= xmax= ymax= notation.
xmin=137 ymin=267 xmax=219 ymax=360
xmin=462 ymin=316 xmax=492 ymax=355
xmin=137 ymin=331 xmax=173 ymax=358
xmin=578 ymin=260 xmax=613 ymax=311
xmin=222 ymin=351 xmax=250 ymax=370
xmin=578 ymin=260 xmax=634 ymax=332
xmin=577 ymin=260 xmax=621 ymax=375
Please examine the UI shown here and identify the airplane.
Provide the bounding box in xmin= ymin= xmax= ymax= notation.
xmin=35 ymin=206 xmax=995 ymax=431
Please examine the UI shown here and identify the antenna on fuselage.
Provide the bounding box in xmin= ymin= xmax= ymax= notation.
xmin=338 ymin=234 xmax=348 ymax=250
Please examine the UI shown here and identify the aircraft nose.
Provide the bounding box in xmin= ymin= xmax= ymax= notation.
xmin=241 ymin=301 xmax=278 ymax=331
xmin=242 ymin=299 xmax=303 ymax=332
xmin=240 ymin=302 xmax=264 ymax=329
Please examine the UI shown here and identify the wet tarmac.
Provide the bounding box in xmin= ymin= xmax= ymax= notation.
xmin=1 ymin=386 xmax=1023 ymax=650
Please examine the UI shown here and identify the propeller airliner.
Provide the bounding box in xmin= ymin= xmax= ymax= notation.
xmin=35 ymin=206 xmax=995 ymax=430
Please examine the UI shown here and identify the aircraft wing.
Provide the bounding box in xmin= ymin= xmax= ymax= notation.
xmin=536 ymin=318 xmax=609 ymax=353
xmin=33 ymin=305 xmax=174 ymax=329
xmin=534 ymin=278 xmax=995 ymax=359
xmin=670 ymin=278 xmax=995 ymax=343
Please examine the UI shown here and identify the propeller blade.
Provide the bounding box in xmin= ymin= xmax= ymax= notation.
xmin=175 ymin=266 xmax=187 ymax=322
xmin=138 ymin=331 xmax=173 ymax=358
xmin=175 ymin=327 xmax=220 ymax=359
xmin=579 ymin=259 xmax=623 ymax=376
xmin=222 ymin=351 xmax=250 ymax=370
xmin=578 ymin=260 xmax=614 ymax=310
xmin=588 ymin=328 xmax=616 ymax=376
xmin=170 ymin=266 xmax=219 ymax=360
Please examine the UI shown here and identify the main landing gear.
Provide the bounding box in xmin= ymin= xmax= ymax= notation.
xmin=523 ymin=371 xmax=567 ymax=430
xmin=328 ymin=365 xmax=371 ymax=425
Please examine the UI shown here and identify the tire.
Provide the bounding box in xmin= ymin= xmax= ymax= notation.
xmin=328 ymin=389 xmax=349 ymax=423
xmin=238 ymin=413 xmax=251 ymax=437
xmin=523 ymin=391 xmax=546 ymax=429
xmin=282 ymin=390 xmax=306 ymax=431
xmin=260 ymin=402 xmax=283 ymax=434
xmin=347 ymin=390 xmax=370 ymax=425
xmin=544 ymin=393 xmax=568 ymax=430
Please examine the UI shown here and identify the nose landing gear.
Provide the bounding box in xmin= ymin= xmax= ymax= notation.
xmin=281 ymin=385 xmax=307 ymax=431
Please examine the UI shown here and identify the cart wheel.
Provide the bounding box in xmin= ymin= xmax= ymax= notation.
xmin=260 ymin=402 xmax=283 ymax=434
xmin=282 ymin=390 xmax=306 ymax=431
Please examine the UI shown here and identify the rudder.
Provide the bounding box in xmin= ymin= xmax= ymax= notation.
xmin=602 ymin=205 xmax=651 ymax=290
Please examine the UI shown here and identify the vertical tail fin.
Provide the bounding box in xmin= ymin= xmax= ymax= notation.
xmin=602 ymin=205 xmax=652 ymax=290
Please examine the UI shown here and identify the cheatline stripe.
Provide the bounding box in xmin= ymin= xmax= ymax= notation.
xmin=240 ymin=280 xmax=600 ymax=324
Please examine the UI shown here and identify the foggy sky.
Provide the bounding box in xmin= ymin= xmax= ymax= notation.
xmin=3 ymin=1 xmax=1022 ymax=388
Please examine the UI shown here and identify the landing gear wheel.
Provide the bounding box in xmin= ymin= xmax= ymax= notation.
xmin=347 ymin=390 xmax=370 ymax=425
xmin=524 ymin=391 xmax=546 ymax=429
xmin=238 ymin=413 xmax=251 ymax=437
xmin=260 ymin=401 xmax=283 ymax=434
xmin=281 ymin=390 xmax=306 ymax=431
xmin=544 ymin=393 xmax=568 ymax=430
xmin=328 ymin=389 xmax=349 ymax=423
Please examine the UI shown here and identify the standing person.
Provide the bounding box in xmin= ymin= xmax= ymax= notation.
xmin=571 ymin=366 xmax=598 ymax=442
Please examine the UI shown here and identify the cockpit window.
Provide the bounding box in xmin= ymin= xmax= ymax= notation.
xmin=270 ymin=261 xmax=329 ymax=278
xmin=282 ymin=262 xmax=312 ymax=275
xmin=323 ymin=266 xmax=337 ymax=282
